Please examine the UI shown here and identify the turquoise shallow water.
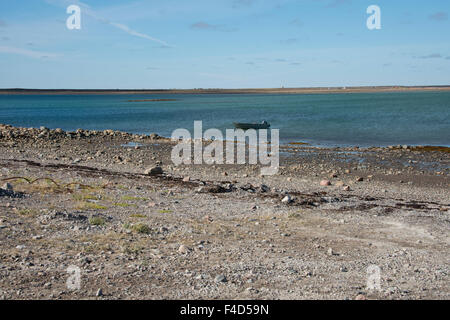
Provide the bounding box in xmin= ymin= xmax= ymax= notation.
xmin=0 ymin=91 xmax=449 ymax=147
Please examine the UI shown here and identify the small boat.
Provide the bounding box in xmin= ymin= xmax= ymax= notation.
xmin=233 ymin=121 xmax=270 ymax=130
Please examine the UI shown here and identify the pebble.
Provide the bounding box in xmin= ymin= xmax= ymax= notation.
xmin=214 ymin=275 xmax=227 ymax=283
xmin=343 ymin=186 xmax=351 ymax=191
xmin=182 ymin=176 xmax=190 ymax=182
xmin=281 ymin=195 xmax=292 ymax=204
xmin=96 ymin=288 xmax=103 ymax=297
xmin=320 ymin=180 xmax=331 ymax=186
xmin=178 ymin=245 xmax=189 ymax=254
xmin=145 ymin=166 xmax=163 ymax=176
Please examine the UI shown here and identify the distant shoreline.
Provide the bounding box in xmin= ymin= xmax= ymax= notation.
xmin=1 ymin=86 xmax=450 ymax=95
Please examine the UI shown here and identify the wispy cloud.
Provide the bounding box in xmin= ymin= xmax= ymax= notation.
xmin=0 ymin=45 xmax=59 ymax=59
xmin=45 ymin=0 xmax=170 ymax=47
xmin=326 ymin=0 xmax=351 ymax=8
xmin=429 ymin=12 xmax=448 ymax=21
xmin=232 ymin=0 xmax=257 ymax=9
xmin=191 ymin=22 xmax=217 ymax=30
xmin=416 ymin=53 xmax=442 ymax=59
xmin=289 ymin=18 xmax=303 ymax=28
xmin=280 ymin=38 xmax=299 ymax=45
xmin=190 ymin=22 xmax=237 ymax=32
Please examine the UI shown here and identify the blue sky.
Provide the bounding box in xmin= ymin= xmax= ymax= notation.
xmin=0 ymin=0 xmax=449 ymax=89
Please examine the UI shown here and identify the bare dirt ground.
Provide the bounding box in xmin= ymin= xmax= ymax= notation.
xmin=0 ymin=125 xmax=449 ymax=300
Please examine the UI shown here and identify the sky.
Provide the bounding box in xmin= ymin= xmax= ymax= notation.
xmin=0 ymin=0 xmax=449 ymax=89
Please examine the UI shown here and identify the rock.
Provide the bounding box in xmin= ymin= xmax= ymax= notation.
xmin=178 ymin=245 xmax=189 ymax=254
xmin=355 ymin=177 xmax=364 ymax=182
xmin=287 ymin=177 xmax=292 ymax=182
xmin=2 ymin=183 xmax=13 ymax=191
xmin=145 ymin=166 xmax=163 ymax=176
xmin=16 ymin=245 xmax=26 ymax=250
xmin=355 ymin=294 xmax=367 ymax=300
xmin=96 ymin=288 xmax=103 ymax=297
xmin=327 ymin=248 xmax=336 ymax=256
xmin=197 ymin=185 xmax=228 ymax=194
xmin=320 ymin=180 xmax=331 ymax=186
xmin=214 ymin=275 xmax=227 ymax=283
xmin=335 ymin=181 xmax=345 ymax=187
xmin=148 ymin=202 xmax=157 ymax=207
xmin=281 ymin=195 xmax=292 ymax=204
xmin=182 ymin=176 xmax=190 ymax=182
xmin=343 ymin=185 xmax=351 ymax=191
xmin=73 ymin=158 xmax=81 ymax=164
xmin=344 ymin=169 xmax=351 ymax=174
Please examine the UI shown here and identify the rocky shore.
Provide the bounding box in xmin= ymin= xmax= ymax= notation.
xmin=0 ymin=124 xmax=449 ymax=300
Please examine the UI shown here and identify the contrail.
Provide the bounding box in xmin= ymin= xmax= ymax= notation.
xmin=0 ymin=45 xmax=60 ymax=59
xmin=45 ymin=0 xmax=171 ymax=47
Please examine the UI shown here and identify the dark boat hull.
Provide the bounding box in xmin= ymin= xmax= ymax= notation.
xmin=233 ymin=122 xmax=270 ymax=130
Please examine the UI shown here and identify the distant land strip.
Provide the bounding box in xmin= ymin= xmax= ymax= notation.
xmin=127 ymin=99 xmax=178 ymax=102
xmin=1 ymin=86 xmax=450 ymax=95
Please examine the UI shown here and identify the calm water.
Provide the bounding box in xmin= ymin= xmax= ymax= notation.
xmin=0 ymin=91 xmax=449 ymax=147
